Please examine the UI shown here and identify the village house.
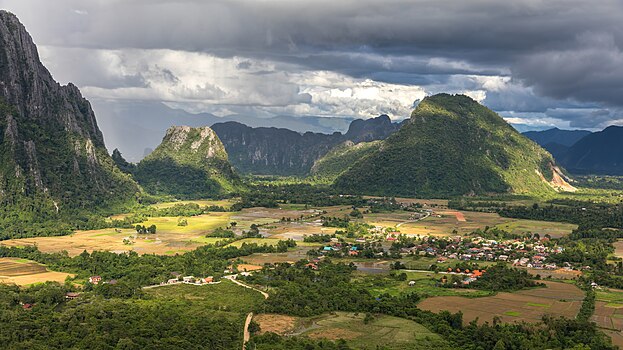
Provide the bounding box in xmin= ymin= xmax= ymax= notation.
xmin=65 ymin=292 xmax=81 ymax=300
xmin=305 ymin=263 xmax=319 ymax=270
xmin=89 ymin=276 xmax=102 ymax=285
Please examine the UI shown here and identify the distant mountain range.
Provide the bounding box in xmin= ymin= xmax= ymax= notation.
xmin=523 ymin=127 xmax=623 ymax=175
xmin=92 ymin=99 xmax=392 ymax=162
xmin=560 ymin=126 xmax=623 ymax=175
xmin=211 ymin=115 xmax=401 ymax=176
xmin=523 ymin=128 xmax=592 ymax=147
xmin=522 ymin=128 xmax=592 ymax=159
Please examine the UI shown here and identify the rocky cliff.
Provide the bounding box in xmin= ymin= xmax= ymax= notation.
xmin=0 ymin=11 xmax=139 ymax=236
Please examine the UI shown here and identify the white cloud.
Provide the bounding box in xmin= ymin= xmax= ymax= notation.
xmin=46 ymin=47 xmax=426 ymax=119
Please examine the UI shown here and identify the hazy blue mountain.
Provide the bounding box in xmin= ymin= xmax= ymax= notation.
xmin=92 ymin=99 xmax=368 ymax=162
xmin=523 ymin=128 xmax=591 ymax=147
xmin=561 ymin=126 xmax=623 ymax=175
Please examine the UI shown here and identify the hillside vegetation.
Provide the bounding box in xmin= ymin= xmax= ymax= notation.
xmin=135 ymin=126 xmax=244 ymax=199
xmin=334 ymin=94 xmax=568 ymax=197
xmin=311 ymin=140 xmax=381 ymax=181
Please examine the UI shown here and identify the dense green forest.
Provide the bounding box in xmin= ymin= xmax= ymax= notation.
xmin=0 ymin=99 xmax=141 ymax=240
xmin=0 ymin=283 xmax=244 ymax=349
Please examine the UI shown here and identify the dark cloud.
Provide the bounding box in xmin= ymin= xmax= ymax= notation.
xmin=2 ymin=0 xmax=622 ymax=128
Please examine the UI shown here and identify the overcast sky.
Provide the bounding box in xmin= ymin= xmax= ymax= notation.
xmin=2 ymin=0 xmax=622 ymax=130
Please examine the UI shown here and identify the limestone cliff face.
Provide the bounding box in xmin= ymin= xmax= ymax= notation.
xmin=135 ymin=126 xmax=243 ymax=198
xmin=0 ymin=10 xmax=138 ymax=212
xmin=212 ymin=115 xmax=401 ymax=175
xmin=0 ymin=11 xmax=103 ymax=145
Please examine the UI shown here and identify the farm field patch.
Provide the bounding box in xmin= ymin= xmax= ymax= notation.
xmin=365 ymin=208 xmax=575 ymax=237
xmin=241 ymin=247 xmax=317 ymax=265
xmin=495 ymin=219 xmax=577 ymax=238
xmin=417 ymin=281 xmax=584 ymax=325
xmin=592 ymin=288 xmax=623 ymax=347
xmin=0 ymin=257 xmax=74 ymax=286
xmin=0 ymin=212 xmax=233 ymax=256
xmin=352 ymin=270 xmax=495 ymax=298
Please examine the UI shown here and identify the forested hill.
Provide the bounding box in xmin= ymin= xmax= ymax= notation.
xmin=333 ymin=94 xmax=573 ymax=197
xmin=0 ymin=11 xmax=139 ymax=235
xmin=135 ymin=126 xmax=244 ymax=198
xmin=212 ymin=115 xmax=401 ymax=175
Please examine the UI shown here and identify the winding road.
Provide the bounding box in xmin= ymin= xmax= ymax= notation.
xmin=223 ymin=276 xmax=269 ymax=350
xmin=396 ymin=210 xmax=431 ymax=228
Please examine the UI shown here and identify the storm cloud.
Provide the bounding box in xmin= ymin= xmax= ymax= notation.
xmin=1 ymin=0 xmax=622 ymax=130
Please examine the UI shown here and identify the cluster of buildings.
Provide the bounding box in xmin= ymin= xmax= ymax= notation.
xmin=165 ymin=275 xmax=215 ymax=285
xmin=400 ymin=235 xmax=568 ymax=271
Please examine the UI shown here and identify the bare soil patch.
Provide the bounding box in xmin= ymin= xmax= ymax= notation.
xmin=253 ymin=314 xmax=299 ymax=335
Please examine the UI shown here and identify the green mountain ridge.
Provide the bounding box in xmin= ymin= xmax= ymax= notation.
xmin=135 ymin=126 xmax=244 ymax=199
xmin=333 ymin=94 xmax=573 ymax=197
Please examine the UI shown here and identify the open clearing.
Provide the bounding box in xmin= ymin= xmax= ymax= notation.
xmin=0 ymin=258 xmax=74 ymax=286
xmin=495 ymin=219 xmax=577 ymax=238
xmin=0 ymin=205 xmax=321 ymax=256
xmin=254 ymin=312 xmax=449 ymax=349
xmin=353 ymin=270 xmax=495 ymax=298
xmin=241 ymin=247 xmax=317 ymax=265
xmin=418 ymin=281 xmax=584 ymax=325
xmin=145 ymin=279 xmax=264 ymax=313
xmin=612 ymin=240 xmax=623 ymax=259
xmin=0 ymin=200 xmax=576 ymax=257
xmin=254 ymin=314 xmax=299 ymax=334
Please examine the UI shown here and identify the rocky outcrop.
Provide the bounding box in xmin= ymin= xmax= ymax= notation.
xmin=135 ymin=126 xmax=243 ymax=198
